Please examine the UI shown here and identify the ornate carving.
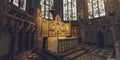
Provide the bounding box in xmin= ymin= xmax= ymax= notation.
xmin=14 ymin=20 xmax=24 ymax=33
xmin=90 ymin=17 xmax=111 ymax=25
xmin=49 ymin=15 xmax=70 ymax=37
xmin=55 ymin=15 xmax=61 ymax=22
xmin=7 ymin=3 xmax=35 ymax=23
xmin=31 ymin=25 xmax=35 ymax=33
xmin=28 ymin=25 xmax=35 ymax=33
xmin=3 ymin=18 xmax=16 ymax=34
xmin=9 ymin=19 xmax=15 ymax=28
xmin=23 ymin=22 xmax=31 ymax=32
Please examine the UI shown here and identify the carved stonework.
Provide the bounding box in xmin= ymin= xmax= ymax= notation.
xmin=49 ymin=15 xmax=70 ymax=37
xmin=22 ymin=22 xmax=31 ymax=32
xmin=3 ymin=19 xmax=16 ymax=33
xmin=42 ymin=19 xmax=49 ymax=37
xmin=14 ymin=21 xmax=24 ymax=33
xmin=28 ymin=25 xmax=35 ymax=33
xmin=36 ymin=8 xmax=42 ymax=37
xmin=90 ymin=17 xmax=111 ymax=26
xmin=7 ymin=3 xmax=35 ymax=23
xmin=105 ymin=0 xmax=114 ymax=17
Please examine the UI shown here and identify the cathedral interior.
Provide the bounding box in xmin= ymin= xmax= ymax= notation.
xmin=0 ymin=0 xmax=120 ymax=60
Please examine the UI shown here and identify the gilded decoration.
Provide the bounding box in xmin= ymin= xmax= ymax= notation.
xmin=49 ymin=15 xmax=70 ymax=37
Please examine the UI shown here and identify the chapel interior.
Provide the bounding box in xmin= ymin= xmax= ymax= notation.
xmin=0 ymin=0 xmax=120 ymax=60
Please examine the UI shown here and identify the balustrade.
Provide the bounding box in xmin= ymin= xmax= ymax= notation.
xmin=57 ymin=37 xmax=79 ymax=53
xmin=48 ymin=37 xmax=79 ymax=53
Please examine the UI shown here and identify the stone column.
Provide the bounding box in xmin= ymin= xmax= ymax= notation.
xmin=14 ymin=21 xmax=23 ymax=54
xmin=108 ymin=0 xmax=120 ymax=59
xmin=8 ymin=19 xmax=16 ymax=59
xmin=21 ymin=23 xmax=31 ymax=51
xmin=114 ymin=41 xmax=120 ymax=59
xmin=110 ymin=14 xmax=120 ymax=59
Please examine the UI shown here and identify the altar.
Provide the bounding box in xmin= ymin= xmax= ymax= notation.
xmin=47 ymin=37 xmax=79 ymax=53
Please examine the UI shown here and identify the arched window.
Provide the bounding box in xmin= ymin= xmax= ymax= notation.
xmin=63 ymin=0 xmax=77 ymax=21
xmin=9 ymin=0 xmax=27 ymax=11
xmin=19 ymin=0 xmax=27 ymax=10
xmin=87 ymin=0 xmax=105 ymax=19
xmin=40 ymin=0 xmax=54 ymax=20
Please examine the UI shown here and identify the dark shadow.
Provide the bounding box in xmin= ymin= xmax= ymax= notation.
xmin=18 ymin=30 xmax=23 ymax=53
xmin=42 ymin=37 xmax=48 ymax=49
xmin=31 ymin=31 xmax=35 ymax=49
xmin=97 ymin=30 xmax=105 ymax=48
xmin=25 ymin=32 xmax=29 ymax=51
xmin=105 ymin=30 xmax=114 ymax=47
xmin=8 ymin=27 xmax=15 ymax=58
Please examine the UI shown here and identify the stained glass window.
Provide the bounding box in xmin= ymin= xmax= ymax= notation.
xmin=87 ymin=0 xmax=105 ymax=19
xmin=13 ymin=0 xmax=19 ymax=6
xmin=19 ymin=0 xmax=27 ymax=10
xmin=63 ymin=0 xmax=77 ymax=21
xmin=40 ymin=0 xmax=54 ymax=20
xmin=9 ymin=0 xmax=26 ymax=11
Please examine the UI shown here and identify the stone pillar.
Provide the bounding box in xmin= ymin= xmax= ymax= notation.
xmin=31 ymin=26 xmax=35 ymax=50
xmin=8 ymin=19 xmax=16 ymax=59
xmin=21 ymin=23 xmax=31 ymax=51
xmin=109 ymin=7 xmax=120 ymax=58
xmin=14 ymin=21 xmax=23 ymax=54
xmin=114 ymin=42 xmax=120 ymax=59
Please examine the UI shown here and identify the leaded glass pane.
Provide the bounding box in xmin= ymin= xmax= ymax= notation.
xmin=72 ymin=0 xmax=77 ymax=20
xmin=88 ymin=0 xmax=105 ymax=19
xmin=41 ymin=6 xmax=45 ymax=17
xmin=99 ymin=0 xmax=105 ymax=16
xmin=88 ymin=0 xmax=92 ymax=5
xmin=63 ymin=0 xmax=77 ymax=21
xmin=63 ymin=0 xmax=68 ymax=20
xmin=40 ymin=0 xmax=54 ymax=20
xmin=88 ymin=11 xmax=94 ymax=19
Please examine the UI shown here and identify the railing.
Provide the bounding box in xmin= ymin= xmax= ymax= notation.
xmin=57 ymin=37 xmax=79 ymax=53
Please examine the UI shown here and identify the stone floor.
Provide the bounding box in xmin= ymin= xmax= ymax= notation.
xmin=59 ymin=47 xmax=106 ymax=60
xmin=15 ymin=51 xmax=41 ymax=60
xmin=90 ymin=48 xmax=114 ymax=58
xmin=13 ymin=46 xmax=115 ymax=60
xmin=107 ymin=58 xmax=117 ymax=60
xmin=74 ymin=54 xmax=106 ymax=60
